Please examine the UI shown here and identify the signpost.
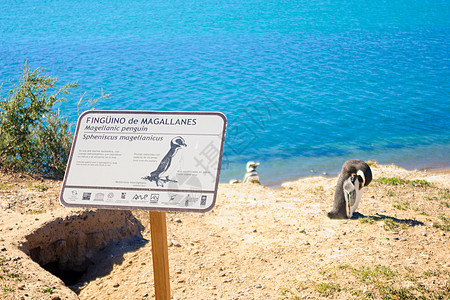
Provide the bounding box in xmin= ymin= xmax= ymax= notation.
xmin=60 ymin=110 xmax=226 ymax=299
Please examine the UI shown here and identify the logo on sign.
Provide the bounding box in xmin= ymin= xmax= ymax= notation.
xmin=132 ymin=194 xmax=149 ymax=201
xmin=150 ymin=194 xmax=159 ymax=203
xmin=82 ymin=192 xmax=92 ymax=200
xmin=201 ymin=195 xmax=207 ymax=206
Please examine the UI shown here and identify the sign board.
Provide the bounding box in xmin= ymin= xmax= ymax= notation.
xmin=60 ymin=111 xmax=226 ymax=212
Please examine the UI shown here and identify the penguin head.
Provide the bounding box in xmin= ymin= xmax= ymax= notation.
xmin=246 ymin=161 xmax=260 ymax=172
xmin=341 ymin=159 xmax=372 ymax=187
xmin=171 ymin=136 xmax=187 ymax=148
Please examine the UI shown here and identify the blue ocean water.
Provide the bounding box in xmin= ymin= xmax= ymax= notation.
xmin=1 ymin=0 xmax=449 ymax=185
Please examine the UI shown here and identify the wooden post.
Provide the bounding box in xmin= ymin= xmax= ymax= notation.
xmin=149 ymin=211 xmax=171 ymax=299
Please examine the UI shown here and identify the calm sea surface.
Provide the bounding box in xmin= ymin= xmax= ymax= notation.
xmin=1 ymin=0 xmax=449 ymax=184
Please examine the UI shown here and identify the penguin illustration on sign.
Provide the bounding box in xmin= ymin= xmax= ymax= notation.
xmin=327 ymin=159 xmax=372 ymax=219
xmin=143 ymin=136 xmax=187 ymax=187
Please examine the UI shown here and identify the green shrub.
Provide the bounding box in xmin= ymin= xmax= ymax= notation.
xmin=0 ymin=62 xmax=78 ymax=178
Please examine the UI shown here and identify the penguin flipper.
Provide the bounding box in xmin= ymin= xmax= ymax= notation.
xmin=343 ymin=179 xmax=357 ymax=207
xmin=328 ymin=174 xmax=349 ymax=219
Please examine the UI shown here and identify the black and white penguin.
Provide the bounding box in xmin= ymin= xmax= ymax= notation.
xmin=243 ymin=161 xmax=261 ymax=184
xmin=143 ymin=136 xmax=187 ymax=186
xmin=327 ymin=159 xmax=372 ymax=219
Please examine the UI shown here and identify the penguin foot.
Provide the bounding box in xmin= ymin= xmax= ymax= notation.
xmin=142 ymin=176 xmax=155 ymax=182
xmin=327 ymin=211 xmax=348 ymax=219
xmin=142 ymin=176 xmax=162 ymax=186
xmin=159 ymin=177 xmax=178 ymax=184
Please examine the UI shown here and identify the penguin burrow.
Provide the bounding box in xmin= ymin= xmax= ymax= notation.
xmin=143 ymin=136 xmax=187 ymax=187
xmin=327 ymin=159 xmax=372 ymax=219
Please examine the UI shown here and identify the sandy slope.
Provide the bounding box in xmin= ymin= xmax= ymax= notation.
xmin=1 ymin=163 xmax=449 ymax=299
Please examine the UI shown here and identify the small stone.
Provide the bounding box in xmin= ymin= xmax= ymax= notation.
xmin=393 ymin=237 xmax=399 ymax=240
xmin=175 ymin=268 xmax=182 ymax=274
xmin=143 ymin=293 xmax=149 ymax=298
xmin=400 ymin=238 xmax=407 ymax=241
xmin=174 ymin=218 xmax=182 ymax=223
xmin=409 ymin=261 xmax=417 ymax=264
xmin=171 ymin=240 xmax=181 ymax=247
xmin=255 ymin=284 xmax=263 ymax=289
xmin=112 ymin=283 xmax=120 ymax=288
xmin=422 ymin=232 xmax=427 ymax=236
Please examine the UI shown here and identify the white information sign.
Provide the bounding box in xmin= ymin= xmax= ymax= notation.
xmin=60 ymin=111 xmax=226 ymax=212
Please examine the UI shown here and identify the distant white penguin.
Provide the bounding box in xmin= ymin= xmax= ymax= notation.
xmin=243 ymin=161 xmax=261 ymax=184
xmin=327 ymin=159 xmax=372 ymax=219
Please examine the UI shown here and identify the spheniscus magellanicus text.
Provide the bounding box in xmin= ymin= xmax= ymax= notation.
xmin=327 ymin=159 xmax=372 ymax=219
xmin=143 ymin=136 xmax=187 ymax=187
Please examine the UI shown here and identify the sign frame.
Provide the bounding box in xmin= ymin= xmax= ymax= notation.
xmin=59 ymin=110 xmax=227 ymax=213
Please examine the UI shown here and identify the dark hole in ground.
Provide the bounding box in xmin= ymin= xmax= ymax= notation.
xmin=20 ymin=210 xmax=146 ymax=293
xmin=42 ymin=261 xmax=87 ymax=286
xmin=28 ymin=245 xmax=93 ymax=287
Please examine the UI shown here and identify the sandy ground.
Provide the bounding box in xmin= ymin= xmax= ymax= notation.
xmin=0 ymin=162 xmax=449 ymax=299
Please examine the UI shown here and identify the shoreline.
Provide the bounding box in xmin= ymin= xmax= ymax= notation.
xmin=220 ymin=145 xmax=450 ymax=187
xmin=240 ymin=162 xmax=450 ymax=188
